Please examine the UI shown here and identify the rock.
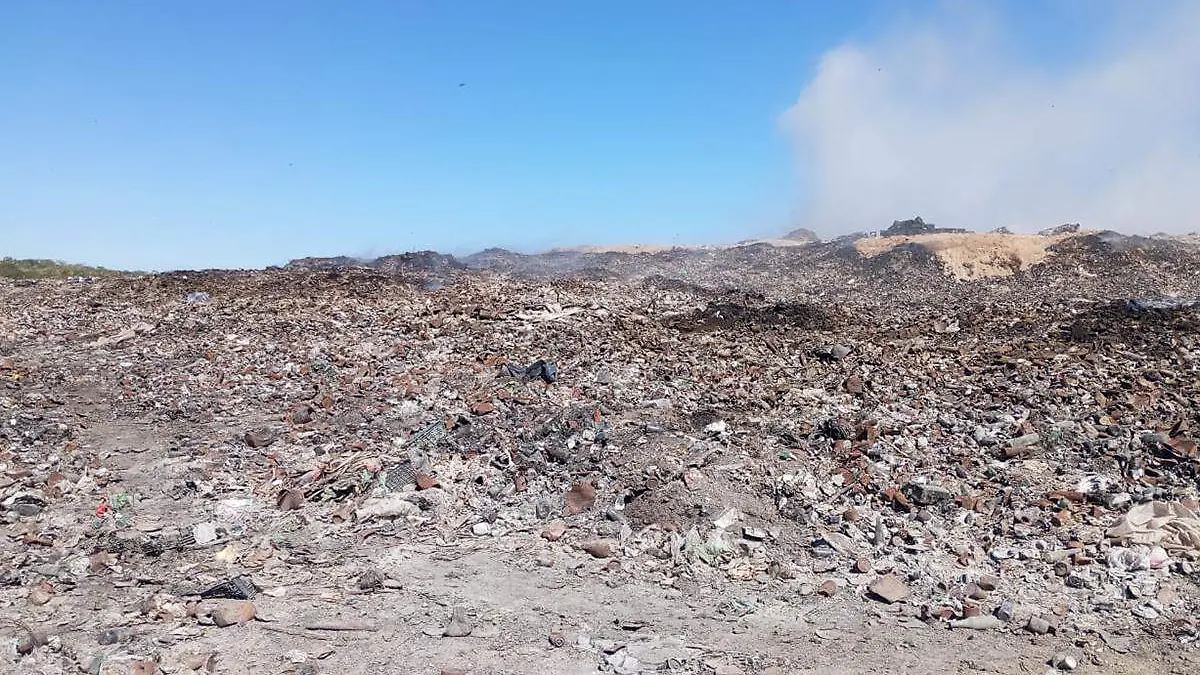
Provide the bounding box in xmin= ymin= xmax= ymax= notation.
xmin=742 ymin=526 xmax=768 ymax=541
xmin=292 ymin=405 xmax=314 ymax=424
xmin=243 ymin=429 xmax=276 ymax=448
xmin=564 ymin=482 xmax=597 ymax=515
xmin=15 ymin=625 xmax=48 ymax=655
xmin=97 ymin=628 xmax=129 ymax=645
xmin=471 ymin=522 xmax=491 ymax=536
xmin=192 ymin=522 xmax=218 ymax=545
xmin=1050 ymin=652 xmax=1078 ymax=671
xmin=470 ymin=401 xmax=496 ymax=415
xmin=817 ymin=580 xmax=838 ymax=597
xmin=580 ymin=540 xmax=615 ymax=558
xmin=843 ymin=374 xmax=864 ymax=394
xmin=276 ymin=488 xmax=305 ymax=511
xmin=27 ymin=582 xmax=53 ymax=606
xmin=905 ymin=482 xmax=953 ymax=506
xmin=843 ymin=507 xmax=860 ymax=522
xmin=541 ymin=522 xmax=567 ymax=542
xmin=830 ymin=344 xmax=851 ymax=360
xmin=853 ymin=557 xmax=872 ymax=574
xmin=948 ymin=615 xmax=1002 ymax=630
xmin=356 ymin=495 xmax=421 ymax=521
xmin=1156 ymin=585 xmax=1179 ymax=606
xmin=704 ymin=420 xmax=728 ymax=435
xmin=994 ymin=599 xmax=1014 ymax=622
xmin=1026 ymin=616 xmax=1051 ymax=634
xmin=442 ymin=607 xmax=473 ymax=637
xmin=1132 ymin=604 xmax=1159 ymax=620
xmin=211 ymin=601 xmax=256 ymax=627
xmin=868 ymin=575 xmax=910 ymax=603
xmin=977 ymin=574 xmax=1000 ymax=591
xmin=357 ymin=569 xmax=384 ymax=591
xmin=130 ymin=660 xmax=158 ymax=675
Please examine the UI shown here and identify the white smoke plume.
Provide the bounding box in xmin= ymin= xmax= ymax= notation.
xmin=781 ymin=2 xmax=1200 ymax=235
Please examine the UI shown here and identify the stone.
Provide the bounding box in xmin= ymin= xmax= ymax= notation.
xmin=357 ymin=569 xmax=384 ymax=591
xmin=541 ymin=522 xmax=567 ymax=541
xmin=471 ymin=522 xmax=491 ymax=536
xmin=977 ymin=574 xmax=1000 ymax=591
xmin=1156 ymin=585 xmax=1179 ymax=606
xmin=948 ymin=615 xmax=1002 ymax=630
xmin=580 ymin=540 xmax=615 ymax=558
xmin=292 ymin=405 xmax=314 ymax=424
xmin=564 ymin=482 xmax=597 ymax=515
xmin=1131 ymin=604 xmax=1159 ymax=620
xmin=27 ymin=583 xmax=53 ymax=606
xmin=15 ymin=626 xmax=48 ymax=655
xmin=211 ymin=601 xmax=256 ymax=627
xmin=470 ymin=401 xmax=495 ymax=415
xmin=843 ymin=374 xmax=864 ymax=394
xmin=853 ymin=557 xmax=872 ymax=574
xmin=1050 ymin=653 xmax=1078 ymax=671
xmin=868 ymin=575 xmax=911 ymax=604
xmin=243 ymin=429 xmax=276 ymax=448
xmin=97 ymin=628 xmax=129 ymax=645
xmin=905 ymin=482 xmax=953 ymax=506
xmin=130 ymin=660 xmax=158 ymax=675
xmin=704 ymin=420 xmax=728 ymax=435
xmin=742 ymin=526 xmax=768 ymax=541
xmin=817 ymin=580 xmax=838 ymax=597
xmin=994 ymin=599 xmax=1015 ymax=622
xmin=1026 ymin=616 xmax=1051 ymax=635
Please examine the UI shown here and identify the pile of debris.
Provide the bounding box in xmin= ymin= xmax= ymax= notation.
xmin=2 ymin=240 xmax=1199 ymax=672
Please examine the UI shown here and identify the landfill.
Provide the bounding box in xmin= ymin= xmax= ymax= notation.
xmin=1 ymin=230 xmax=1198 ymax=673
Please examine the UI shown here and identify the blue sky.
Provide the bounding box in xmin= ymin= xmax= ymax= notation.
xmin=3 ymin=1 xmax=1195 ymax=270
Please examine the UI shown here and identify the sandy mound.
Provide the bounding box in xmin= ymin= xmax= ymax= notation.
xmin=854 ymin=232 xmax=1080 ymax=280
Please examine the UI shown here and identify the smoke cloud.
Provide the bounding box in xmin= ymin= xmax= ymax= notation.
xmin=781 ymin=3 xmax=1200 ymax=235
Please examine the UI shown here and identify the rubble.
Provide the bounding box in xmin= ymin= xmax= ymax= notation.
xmin=2 ymin=235 xmax=1200 ymax=671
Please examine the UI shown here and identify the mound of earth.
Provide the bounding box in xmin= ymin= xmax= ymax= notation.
xmin=855 ymin=231 xmax=1081 ymax=280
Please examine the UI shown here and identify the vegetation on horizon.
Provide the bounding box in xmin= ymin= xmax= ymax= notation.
xmin=0 ymin=257 xmax=136 ymax=279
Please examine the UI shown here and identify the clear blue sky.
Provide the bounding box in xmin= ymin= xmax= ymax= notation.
xmin=2 ymin=1 xmax=1106 ymax=270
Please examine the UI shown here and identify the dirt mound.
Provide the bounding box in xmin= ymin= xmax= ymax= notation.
xmin=855 ymin=231 xmax=1079 ymax=280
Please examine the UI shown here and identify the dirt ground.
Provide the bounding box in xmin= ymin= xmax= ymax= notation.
xmin=9 ymin=417 xmax=1197 ymax=675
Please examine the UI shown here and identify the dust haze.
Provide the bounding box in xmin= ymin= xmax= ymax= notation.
xmin=782 ymin=2 xmax=1200 ymax=235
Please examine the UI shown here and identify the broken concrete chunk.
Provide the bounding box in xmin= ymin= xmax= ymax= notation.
xmin=868 ymin=575 xmax=911 ymax=603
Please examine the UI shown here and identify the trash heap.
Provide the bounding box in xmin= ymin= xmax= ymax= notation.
xmin=1 ymin=246 xmax=1199 ymax=672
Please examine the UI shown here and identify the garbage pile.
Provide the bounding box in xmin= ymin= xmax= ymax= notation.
xmin=1 ymin=246 xmax=1199 ymax=672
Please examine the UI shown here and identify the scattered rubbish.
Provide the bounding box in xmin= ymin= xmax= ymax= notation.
xmin=199 ymin=575 xmax=260 ymax=600
xmin=1050 ymin=652 xmax=1078 ymax=671
xmin=948 ymin=615 xmax=1002 ymax=630
xmin=6 ymin=235 xmax=1200 ymax=669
